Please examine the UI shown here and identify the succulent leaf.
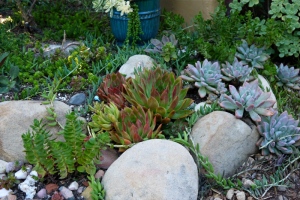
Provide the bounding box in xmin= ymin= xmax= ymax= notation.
xmin=275 ymin=63 xmax=300 ymax=90
xmin=123 ymin=67 xmax=193 ymax=124
xmin=256 ymin=110 xmax=300 ymax=156
xmin=181 ymin=59 xmax=226 ymax=98
xmin=235 ymin=40 xmax=269 ymax=69
xmin=219 ymin=79 xmax=275 ymax=122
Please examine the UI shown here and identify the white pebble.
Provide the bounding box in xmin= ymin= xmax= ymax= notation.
xmin=236 ymin=191 xmax=246 ymax=200
xmin=68 ymin=181 xmax=79 ymax=190
xmin=15 ymin=169 xmax=27 ymax=179
xmin=226 ymin=188 xmax=235 ymax=199
xmin=0 ymin=188 xmax=12 ymax=198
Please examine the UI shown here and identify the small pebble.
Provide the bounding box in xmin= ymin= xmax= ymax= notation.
xmin=0 ymin=188 xmax=12 ymax=198
xmin=77 ymin=186 xmax=84 ymax=194
xmin=68 ymin=181 xmax=79 ymax=190
xmin=68 ymin=93 xmax=86 ymax=105
xmin=226 ymin=188 xmax=234 ymax=199
xmin=95 ymin=170 xmax=105 ymax=179
xmin=236 ymin=191 xmax=245 ymax=200
xmin=242 ymin=179 xmax=256 ymax=188
xmin=37 ymin=188 xmax=47 ymax=198
xmin=94 ymin=95 xmax=100 ymax=101
xmin=59 ymin=186 xmax=74 ymax=199
xmin=14 ymin=169 xmax=27 ymax=179
xmin=277 ymin=185 xmax=287 ymax=192
xmin=46 ymin=183 xmax=59 ymax=194
xmin=6 ymin=161 xmax=23 ymax=173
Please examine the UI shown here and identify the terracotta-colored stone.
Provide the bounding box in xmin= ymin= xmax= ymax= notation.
xmin=46 ymin=183 xmax=59 ymax=194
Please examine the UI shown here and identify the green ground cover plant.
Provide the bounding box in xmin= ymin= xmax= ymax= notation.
xmin=1 ymin=0 xmax=300 ymax=199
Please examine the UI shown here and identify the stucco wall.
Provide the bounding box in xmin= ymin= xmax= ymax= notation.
xmin=160 ymin=0 xmax=219 ymax=24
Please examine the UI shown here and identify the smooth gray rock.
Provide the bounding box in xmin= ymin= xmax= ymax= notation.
xmin=68 ymin=93 xmax=86 ymax=105
xmin=0 ymin=101 xmax=70 ymax=162
xmin=191 ymin=111 xmax=260 ymax=177
xmin=118 ymin=55 xmax=156 ymax=79
xmin=102 ymin=139 xmax=198 ymax=200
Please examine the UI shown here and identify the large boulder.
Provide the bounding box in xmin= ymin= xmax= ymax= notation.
xmin=118 ymin=55 xmax=155 ymax=79
xmin=102 ymin=139 xmax=198 ymax=200
xmin=191 ymin=111 xmax=260 ymax=177
xmin=0 ymin=100 xmax=71 ymax=162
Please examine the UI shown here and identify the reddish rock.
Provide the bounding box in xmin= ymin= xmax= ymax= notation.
xmin=94 ymin=170 xmax=105 ymax=179
xmin=97 ymin=148 xmax=119 ymax=169
xmin=51 ymin=191 xmax=64 ymax=200
xmin=46 ymin=183 xmax=59 ymax=194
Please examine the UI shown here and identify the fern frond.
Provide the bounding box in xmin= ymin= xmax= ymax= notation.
xmin=62 ymin=112 xmax=86 ymax=161
xmin=50 ymin=141 xmax=76 ymax=179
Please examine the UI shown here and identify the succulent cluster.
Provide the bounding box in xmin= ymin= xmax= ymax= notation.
xmin=97 ymin=72 xmax=128 ymax=109
xmin=235 ymin=40 xmax=269 ymax=69
xmin=123 ymin=67 xmax=194 ymax=124
xmin=256 ymin=111 xmax=300 ymax=156
xmin=89 ymin=102 xmax=163 ymax=151
xmin=144 ymin=34 xmax=178 ymax=62
xmin=219 ymin=79 xmax=276 ymax=122
xmin=181 ymin=59 xmax=227 ymax=98
xmin=89 ymin=102 xmax=120 ymax=132
xmin=111 ymin=105 xmax=163 ymax=150
xmin=221 ymin=57 xmax=253 ymax=83
xmin=275 ymin=63 xmax=300 ymax=90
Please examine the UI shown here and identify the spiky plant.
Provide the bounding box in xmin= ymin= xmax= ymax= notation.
xmin=110 ymin=105 xmax=163 ymax=151
xmin=97 ymin=72 xmax=128 ymax=109
xmin=89 ymin=102 xmax=120 ymax=132
xmin=180 ymin=59 xmax=227 ymax=98
xmin=235 ymin=40 xmax=269 ymax=69
xmin=275 ymin=63 xmax=300 ymax=90
xmin=221 ymin=57 xmax=253 ymax=83
xmin=256 ymin=111 xmax=300 ymax=156
xmin=219 ymin=79 xmax=276 ymax=122
xmin=123 ymin=67 xmax=194 ymax=124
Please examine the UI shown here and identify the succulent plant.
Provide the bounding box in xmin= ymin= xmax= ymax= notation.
xmin=180 ymin=59 xmax=227 ymax=98
xmin=256 ymin=111 xmax=300 ymax=156
xmin=89 ymin=102 xmax=120 ymax=132
xmin=275 ymin=63 xmax=300 ymax=90
xmin=144 ymin=34 xmax=178 ymax=62
xmin=123 ymin=67 xmax=194 ymax=124
xmin=219 ymin=79 xmax=276 ymax=122
xmin=235 ymin=40 xmax=269 ymax=69
xmin=221 ymin=57 xmax=254 ymax=83
xmin=110 ymin=105 xmax=163 ymax=150
xmin=97 ymin=72 xmax=128 ymax=109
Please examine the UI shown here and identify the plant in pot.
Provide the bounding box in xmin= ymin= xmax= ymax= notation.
xmin=93 ymin=0 xmax=161 ymax=45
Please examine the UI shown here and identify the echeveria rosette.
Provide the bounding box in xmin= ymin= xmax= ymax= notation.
xmin=256 ymin=111 xmax=300 ymax=156
xmin=235 ymin=40 xmax=269 ymax=69
xmin=219 ymin=79 xmax=276 ymax=122
xmin=276 ymin=63 xmax=300 ymax=90
xmin=180 ymin=59 xmax=227 ymax=98
xmin=221 ymin=57 xmax=254 ymax=83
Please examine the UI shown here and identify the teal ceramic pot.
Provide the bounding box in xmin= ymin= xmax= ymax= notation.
xmin=110 ymin=0 xmax=161 ymax=44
